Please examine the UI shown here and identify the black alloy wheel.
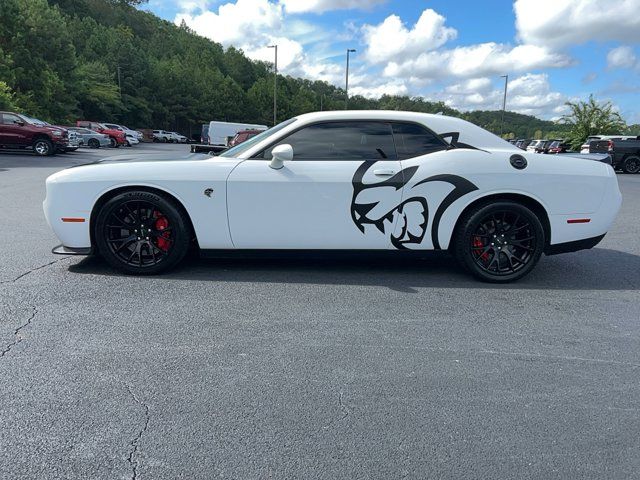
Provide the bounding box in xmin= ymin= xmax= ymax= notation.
xmin=95 ymin=191 xmax=190 ymax=274
xmin=454 ymin=201 xmax=545 ymax=282
xmin=623 ymin=156 xmax=640 ymax=174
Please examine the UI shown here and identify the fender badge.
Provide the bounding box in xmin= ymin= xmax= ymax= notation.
xmin=204 ymin=188 xmax=214 ymax=197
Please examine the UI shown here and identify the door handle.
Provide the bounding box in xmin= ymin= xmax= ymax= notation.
xmin=373 ymin=169 xmax=396 ymax=176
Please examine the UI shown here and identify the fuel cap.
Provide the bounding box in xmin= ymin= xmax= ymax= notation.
xmin=510 ymin=154 xmax=527 ymax=170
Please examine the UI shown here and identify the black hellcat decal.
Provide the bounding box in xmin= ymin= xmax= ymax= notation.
xmin=350 ymin=161 xmax=479 ymax=250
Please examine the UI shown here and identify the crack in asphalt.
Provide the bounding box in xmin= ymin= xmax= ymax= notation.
xmin=322 ymin=390 xmax=351 ymax=430
xmin=124 ymin=384 xmax=150 ymax=480
xmin=0 ymin=306 xmax=37 ymax=358
xmin=0 ymin=257 xmax=70 ymax=284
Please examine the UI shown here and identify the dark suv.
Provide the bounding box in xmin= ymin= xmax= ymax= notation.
xmin=0 ymin=111 xmax=69 ymax=156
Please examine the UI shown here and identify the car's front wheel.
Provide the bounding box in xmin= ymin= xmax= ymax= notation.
xmin=622 ymin=156 xmax=640 ymax=174
xmin=88 ymin=138 xmax=100 ymax=149
xmin=453 ymin=201 xmax=545 ymax=283
xmin=33 ymin=138 xmax=54 ymax=156
xmin=95 ymin=190 xmax=191 ymax=275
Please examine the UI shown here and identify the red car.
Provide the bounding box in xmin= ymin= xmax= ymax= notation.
xmin=76 ymin=121 xmax=127 ymax=147
xmin=0 ymin=111 xmax=70 ymax=156
xmin=547 ymin=140 xmax=570 ymax=154
xmin=228 ymin=129 xmax=265 ymax=147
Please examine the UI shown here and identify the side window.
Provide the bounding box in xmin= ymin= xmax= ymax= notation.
xmin=391 ymin=122 xmax=448 ymax=159
xmin=262 ymin=121 xmax=397 ymax=161
xmin=2 ymin=114 xmax=22 ymax=125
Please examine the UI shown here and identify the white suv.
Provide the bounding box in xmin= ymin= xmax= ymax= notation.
xmin=152 ymin=130 xmax=172 ymax=142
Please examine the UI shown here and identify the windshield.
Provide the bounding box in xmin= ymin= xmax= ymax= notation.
xmin=24 ymin=115 xmax=49 ymax=126
xmin=219 ymin=118 xmax=297 ymax=158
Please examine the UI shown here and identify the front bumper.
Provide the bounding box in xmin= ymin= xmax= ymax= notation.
xmin=52 ymin=245 xmax=93 ymax=255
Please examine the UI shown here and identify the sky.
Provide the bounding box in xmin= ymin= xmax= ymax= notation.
xmin=143 ymin=0 xmax=640 ymax=123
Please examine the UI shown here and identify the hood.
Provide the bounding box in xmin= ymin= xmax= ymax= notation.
xmin=66 ymin=152 xmax=215 ymax=168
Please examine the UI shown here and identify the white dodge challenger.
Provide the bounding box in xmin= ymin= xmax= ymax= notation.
xmin=44 ymin=111 xmax=622 ymax=282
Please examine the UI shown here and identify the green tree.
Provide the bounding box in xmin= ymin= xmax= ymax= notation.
xmin=561 ymin=95 xmax=626 ymax=149
xmin=0 ymin=81 xmax=17 ymax=110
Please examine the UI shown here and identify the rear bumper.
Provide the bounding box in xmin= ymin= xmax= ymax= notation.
xmin=52 ymin=245 xmax=93 ymax=256
xmin=545 ymin=234 xmax=605 ymax=255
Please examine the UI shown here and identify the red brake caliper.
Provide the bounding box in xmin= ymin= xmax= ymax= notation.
xmin=473 ymin=236 xmax=489 ymax=263
xmin=153 ymin=210 xmax=171 ymax=252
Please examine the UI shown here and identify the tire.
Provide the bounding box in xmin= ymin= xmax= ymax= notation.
xmin=109 ymin=137 xmax=119 ymax=148
xmin=95 ymin=190 xmax=191 ymax=275
xmin=622 ymin=156 xmax=640 ymax=174
xmin=453 ymin=201 xmax=545 ymax=283
xmin=88 ymin=138 xmax=100 ymax=149
xmin=33 ymin=138 xmax=54 ymax=156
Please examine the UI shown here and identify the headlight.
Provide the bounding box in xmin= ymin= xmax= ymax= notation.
xmin=51 ymin=130 xmax=62 ymax=137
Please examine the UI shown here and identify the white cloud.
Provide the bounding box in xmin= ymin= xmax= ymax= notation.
xmin=175 ymin=0 xmax=313 ymax=70
xmin=176 ymin=0 xmax=210 ymax=13
xmin=438 ymin=73 xmax=569 ymax=119
xmin=359 ymin=9 xmax=573 ymax=83
xmin=175 ymin=0 xmax=282 ymax=47
xmin=280 ymin=0 xmax=386 ymax=14
xmin=515 ymin=0 xmax=640 ymax=48
xmin=383 ymin=43 xmax=572 ymax=80
xmin=445 ymin=78 xmax=493 ymax=95
xmin=362 ymin=9 xmax=457 ymax=64
xmin=350 ymin=81 xmax=409 ymax=98
xmin=607 ymin=46 xmax=638 ymax=69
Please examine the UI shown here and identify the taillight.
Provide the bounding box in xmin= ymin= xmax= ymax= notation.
xmin=608 ymin=140 xmax=614 ymax=152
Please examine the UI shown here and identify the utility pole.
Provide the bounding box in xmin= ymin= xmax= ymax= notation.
xmin=345 ymin=48 xmax=356 ymax=109
xmin=117 ymin=65 xmax=122 ymax=98
xmin=268 ymin=45 xmax=278 ymax=125
xmin=500 ymin=74 xmax=508 ymax=138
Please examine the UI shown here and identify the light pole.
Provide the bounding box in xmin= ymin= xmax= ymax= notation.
xmin=500 ymin=74 xmax=508 ymax=137
xmin=117 ymin=65 xmax=122 ymax=98
xmin=345 ymin=48 xmax=356 ymax=109
xmin=268 ymin=45 xmax=278 ymax=126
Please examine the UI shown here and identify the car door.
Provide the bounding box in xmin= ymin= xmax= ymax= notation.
xmin=0 ymin=113 xmax=27 ymax=145
xmin=226 ymin=121 xmax=404 ymax=249
xmin=388 ymin=122 xmax=481 ymax=250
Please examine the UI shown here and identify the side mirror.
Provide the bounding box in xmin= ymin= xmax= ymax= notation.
xmin=269 ymin=144 xmax=293 ymax=170
xmin=16 ymin=121 xmax=25 ymax=127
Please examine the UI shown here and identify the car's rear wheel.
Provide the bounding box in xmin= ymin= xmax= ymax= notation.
xmin=109 ymin=137 xmax=119 ymax=148
xmin=622 ymin=156 xmax=640 ymax=174
xmin=454 ymin=201 xmax=545 ymax=283
xmin=33 ymin=138 xmax=54 ymax=156
xmin=88 ymin=138 xmax=100 ymax=149
xmin=95 ymin=191 xmax=191 ymax=275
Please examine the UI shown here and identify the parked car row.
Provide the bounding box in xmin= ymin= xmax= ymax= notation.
xmin=508 ymin=134 xmax=639 ymax=173
xmin=76 ymin=121 xmax=144 ymax=148
xmin=586 ymin=136 xmax=640 ymax=173
xmin=508 ymin=138 xmax=570 ymax=154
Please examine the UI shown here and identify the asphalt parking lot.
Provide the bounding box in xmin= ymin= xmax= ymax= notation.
xmin=1 ymin=143 xmax=639 ymax=479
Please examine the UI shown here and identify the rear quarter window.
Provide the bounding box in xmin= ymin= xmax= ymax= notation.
xmin=391 ymin=122 xmax=448 ymax=159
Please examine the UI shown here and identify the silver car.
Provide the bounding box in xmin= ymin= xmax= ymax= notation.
xmin=67 ymin=127 xmax=111 ymax=148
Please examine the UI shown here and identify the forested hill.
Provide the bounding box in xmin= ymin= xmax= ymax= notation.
xmin=0 ymin=0 xmax=568 ymax=138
